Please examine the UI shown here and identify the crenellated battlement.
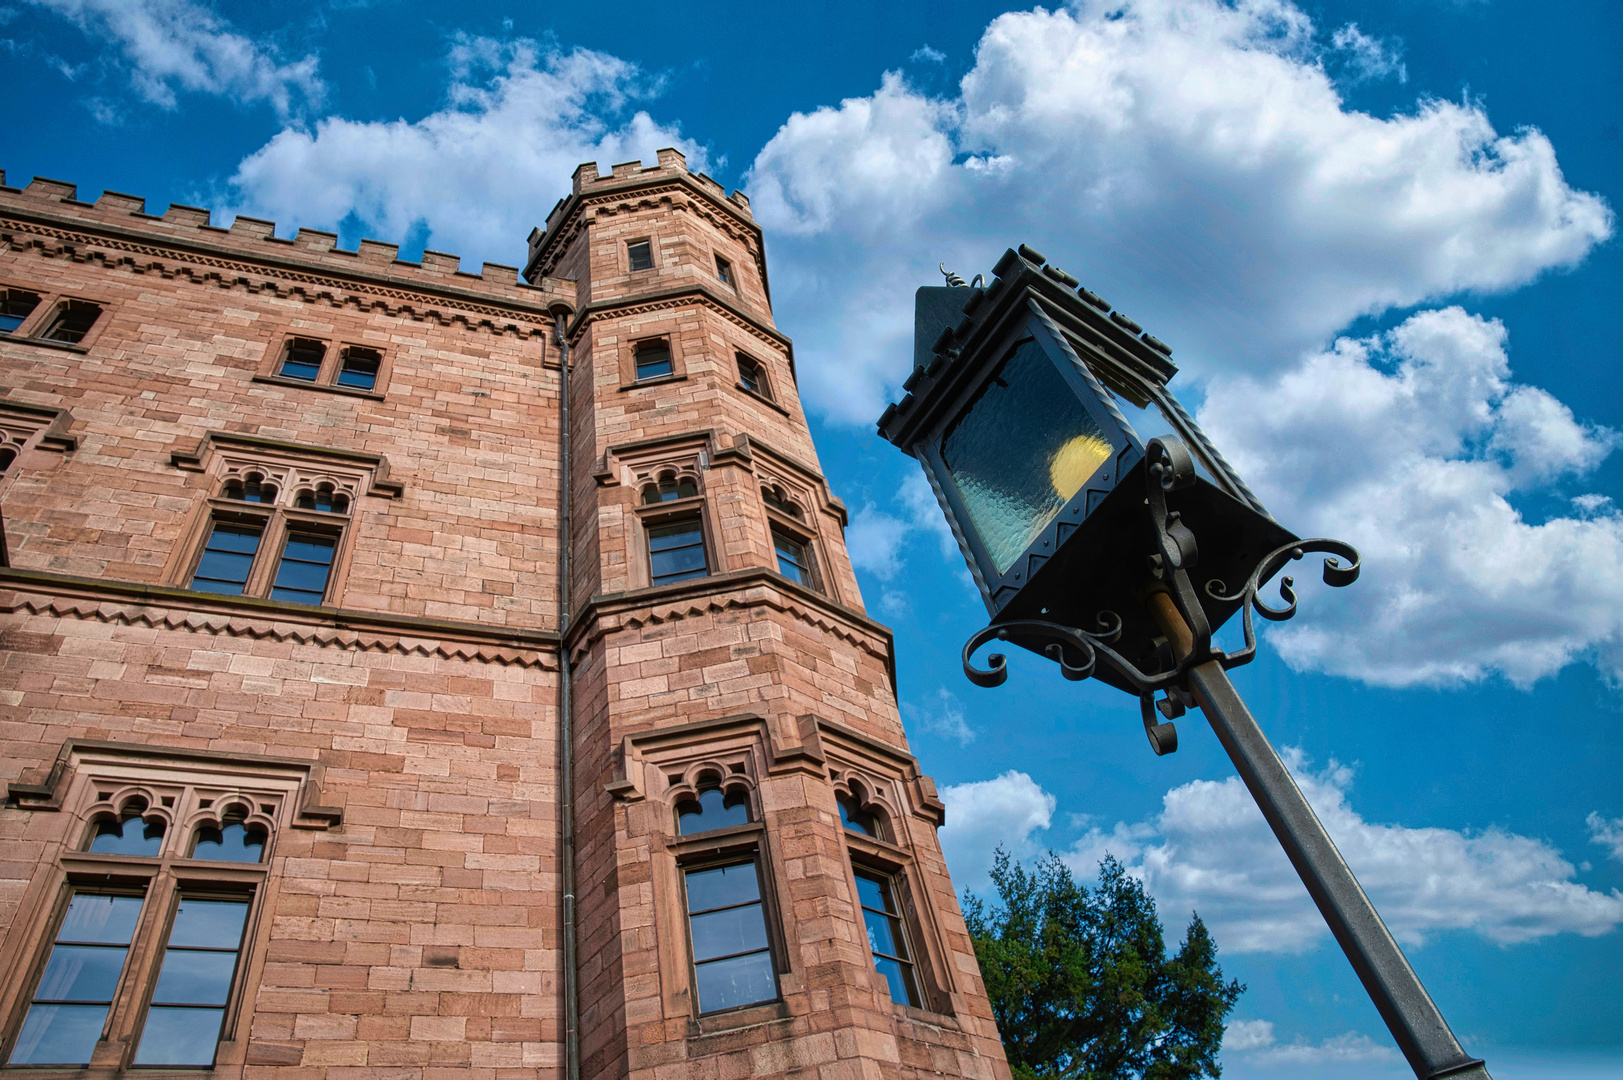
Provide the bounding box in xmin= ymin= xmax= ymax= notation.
xmin=0 ymin=168 xmax=574 ymax=312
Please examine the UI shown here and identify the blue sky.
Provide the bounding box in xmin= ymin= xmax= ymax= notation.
xmin=4 ymin=1 xmax=1620 ymax=1075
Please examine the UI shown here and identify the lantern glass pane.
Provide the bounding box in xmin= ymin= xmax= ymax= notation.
xmin=940 ymin=337 xmax=1113 ymax=574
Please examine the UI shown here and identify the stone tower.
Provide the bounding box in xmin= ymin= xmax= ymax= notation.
xmin=0 ymin=153 xmax=1008 ymax=1080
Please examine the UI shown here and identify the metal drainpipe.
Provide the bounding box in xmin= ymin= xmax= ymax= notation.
xmin=554 ymin=315 xmax=580 ymax=1080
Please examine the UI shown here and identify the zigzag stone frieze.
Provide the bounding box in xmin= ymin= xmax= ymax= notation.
xmin=0 ymin=593 xmax=556 ymax=669
xmin=0 ymin=220 xmax=552 ymax=338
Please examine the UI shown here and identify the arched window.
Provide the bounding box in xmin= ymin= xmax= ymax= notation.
xmin=643 ymin=476 xmax=697 ymax=504
xmin=295 ymin=485 xmax=349 ymax=513
xmin=838 ymin=793 xmax=878 ymax=838
xmin=762 ymin=485 xmax=802 ymax=518
xmin=677 ymin=786 xmax=752 ymax=835
xmin=87 ymin=803 xmax=165 ymax=857
xmin=0 ymin=444 xmax=16 ymax=473
xmin=191 ymin=815 xmax=267 ymax=863
xmin=223 ymin=473 xmax=276 ymax=504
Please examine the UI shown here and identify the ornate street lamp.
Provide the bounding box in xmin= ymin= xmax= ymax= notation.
xmin=878 ymin=246 xmax=1491 ymax=1080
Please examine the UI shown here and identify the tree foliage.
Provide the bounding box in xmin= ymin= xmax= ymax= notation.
xmin=963 ymin=850 xmax=1243 ymax=1080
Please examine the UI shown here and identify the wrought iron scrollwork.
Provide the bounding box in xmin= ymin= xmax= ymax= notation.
xmin=961 ymin=435 xmax=1361 ymax=757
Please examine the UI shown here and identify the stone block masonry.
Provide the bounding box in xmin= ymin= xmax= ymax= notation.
xmin=0 ymin=152 xmax=1010 ymax=1080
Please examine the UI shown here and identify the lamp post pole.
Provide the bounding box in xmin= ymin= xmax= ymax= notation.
xmin=1148 ymin=592 xmax=1489 ymax=1080
xmin=881 ymin=247 xmax=1494 ymax=1080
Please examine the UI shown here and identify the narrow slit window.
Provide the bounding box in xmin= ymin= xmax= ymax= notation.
xmin=854 ymin=870 xmax=921 ymax=1008
xmin=190 ymin=523 xmax=263 ymax=596
xmin=132 ymin=896 xmax=250 ymax=1067
xmin=336 ymin=347 xmax=381 ymax=391
xmin=634 ymin=340 xmax=674 ymax=381
xmin=648 ymin=519 xmax=707 ymax=586
xmin=715 ymin=255 xmax=733 ymax=287
xmin=773 ymin=531 xmax=810 ymax=585
xmin=270 ymin=533 xmax=336 ymax=605
xmin=278 ymin=338 xmax=325 ymax=382
xmin=627 ymin=239 xmax=654 ymax=271
xmin=7 ymin=893 xmax=145 ymax=1066
xmin=40 ymin=301 xmax=101 ymax=345
xmin=0 ymin=445 xmax=17 ymax=473
xmin=0 ymin=289 xmax=41 ymax=334
xmin=684 ymin=862 xmax=777 ymax=1014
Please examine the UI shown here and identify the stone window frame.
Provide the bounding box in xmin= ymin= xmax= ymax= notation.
xmin=0 ymin=281 xmax=115 ymax=353
xmin=659 ymin=761 xmax=789 ymax=1022
xmin=253 ymin=333 xmax=392 ymax=400
xmin=0 ymin=742 xmax=339 ymax=1071
xmin=0 ymin=399 xmax=76 ymax=492
xmin=713 ymin=253 xmax=734 ymax=289
xmin=619 ymin=332 xmax=687 ymax=390
xmin=167 ymin=434 xmax=400 ymax=608
xmin=625 ymin=236 xmax=656 ymax=273
xmin=829 ymin=769 xmax=953 ymax=1017
xmin=734 ymin=351 xmax=773 ymax=402
xmin=759 ymin=475 xmax=826 ymax=595
xmin=630 ymin=460 xmax=717 ymax=592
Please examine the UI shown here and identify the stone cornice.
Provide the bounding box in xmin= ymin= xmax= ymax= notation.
xmin=0 ymin=207 xmax=560 ymax=338
xmin=566 ymin=282 xmax=793 ymax=363
xmin=563 ymin=567 xmax=896 ymax=688
xmin=0 ymin=568 xmax=560 ymax=668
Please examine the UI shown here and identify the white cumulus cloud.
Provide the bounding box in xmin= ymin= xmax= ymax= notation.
xmin=747 ymin=0 xmax=1610 ymax=427
xmin=902 ymin=687 xmax=978 ymax=746
xmin=1223 ymin=1017 xmax=1398 ymax=1065
xmin=938 ymin=770 xmax=1055 ymax=891
xmin=227 ymin=35 xmax=707 ymax=268
xmin=28 ymin=0 xmax=324 ymax=116
xmin=1589 ymin=813 xmax=1623 ymax=863
xmin=1200 ymin=307 xmax=1623 ymax=686
xmin=1061 ymin=749 xmax=1623 ymax=952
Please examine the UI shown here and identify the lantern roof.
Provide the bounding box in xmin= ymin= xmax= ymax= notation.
xmin=877 ymin=245 xmax=1179 ymax=453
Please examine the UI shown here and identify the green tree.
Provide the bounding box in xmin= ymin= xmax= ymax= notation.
xmin=963 ymin=850 xmax=1243 ymax=1080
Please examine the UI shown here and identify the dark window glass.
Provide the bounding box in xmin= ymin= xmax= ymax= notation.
xmin=88 ymin=814 xmax=165 ymax=857
xmin=762 ymin=486 xmax=801 ymax=518
xmin=7 ymin=893 xmax=144 ymax=1065
xmin=677 ymin=787 xmax=752 ymax=835
xmin=132 ymin=897 xmax=249 ymax=1066
xmin=627 ymin=239 xmax=654 ymax=271
xmin=295 ymin=489 xmax=348 ymax=513
xmin=715 ymin=256 xmax=733 ymax=286
xmin=190 ymin=522 xmax=262 ymax=596
xmin=684 ymin=862 xmax=776 ymax=1014
xmin=336 ymin=348 xmax=381 ymax=390
xmin=279 ymin=338 xmax=325 ymax=381
xmin=773 ymin=532 xmax=810 ymax=585
xmin=737 ymin=356 xmax=770 ymax=398
xmin=648 ymin=519 xmax=706 ymax=585
xmin=643 ymin=477 xmax=697 ymax=504
xmin=191 ymin=821 xmax=266 ymax=863
xmin=270 ymin=533 xmax=336 ymax=605
xmin=0 ymin=289 xmax=41 ymax=334
xmin=40 ymin=301 xmax=101 ymax=345
xmin=634 ymin=341 xmax=673 ymax=381
xmin=854 ymin=870 xmax=920 ymax=1007
xmin=0 ymin=445 xmax=17 ymax=473
xmin=838 ymin=794 xmax=877 ymax=837
xmin=224 ymin=476 xmax=275 ymax=503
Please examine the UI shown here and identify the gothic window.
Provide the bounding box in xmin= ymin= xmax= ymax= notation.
xmin=627 ymin=238 xmax=654 ymax=271
xmin=39 ymin=300 xmax=102 ymax=345
xmin=837 ymin=792 xmax=878 ymax=838
xmin=8 ymin=788 xmax=278 ymax=1068
xmin=642 ymin=476 xmax=697 ymax=504
xmin=677 ymin=786 xmax=753 ymax=836
xmin=736 ymin=354 xmax=771 ymax=400
xmin=715 ymin=255 xmax=733 ymax=287
xmin=853 ymin=869 xmax=921 ymax=1008
xmin=0 ymin=288 xmax=40 ymax=334
xmin=183 ymin=465 xmax=359 ymax=607
xmin=634 ymin=339 xmax=674 ymax=381
xmin=682 ymin=861 xmax=778 ymax=1014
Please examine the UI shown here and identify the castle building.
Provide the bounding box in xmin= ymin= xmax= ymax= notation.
xmin=0 ymin=150 xmax=1010 ymax=1080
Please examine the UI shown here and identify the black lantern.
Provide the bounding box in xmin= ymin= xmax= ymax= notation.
xmin=877 ymin=246 xmax=1491 ymax=1080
